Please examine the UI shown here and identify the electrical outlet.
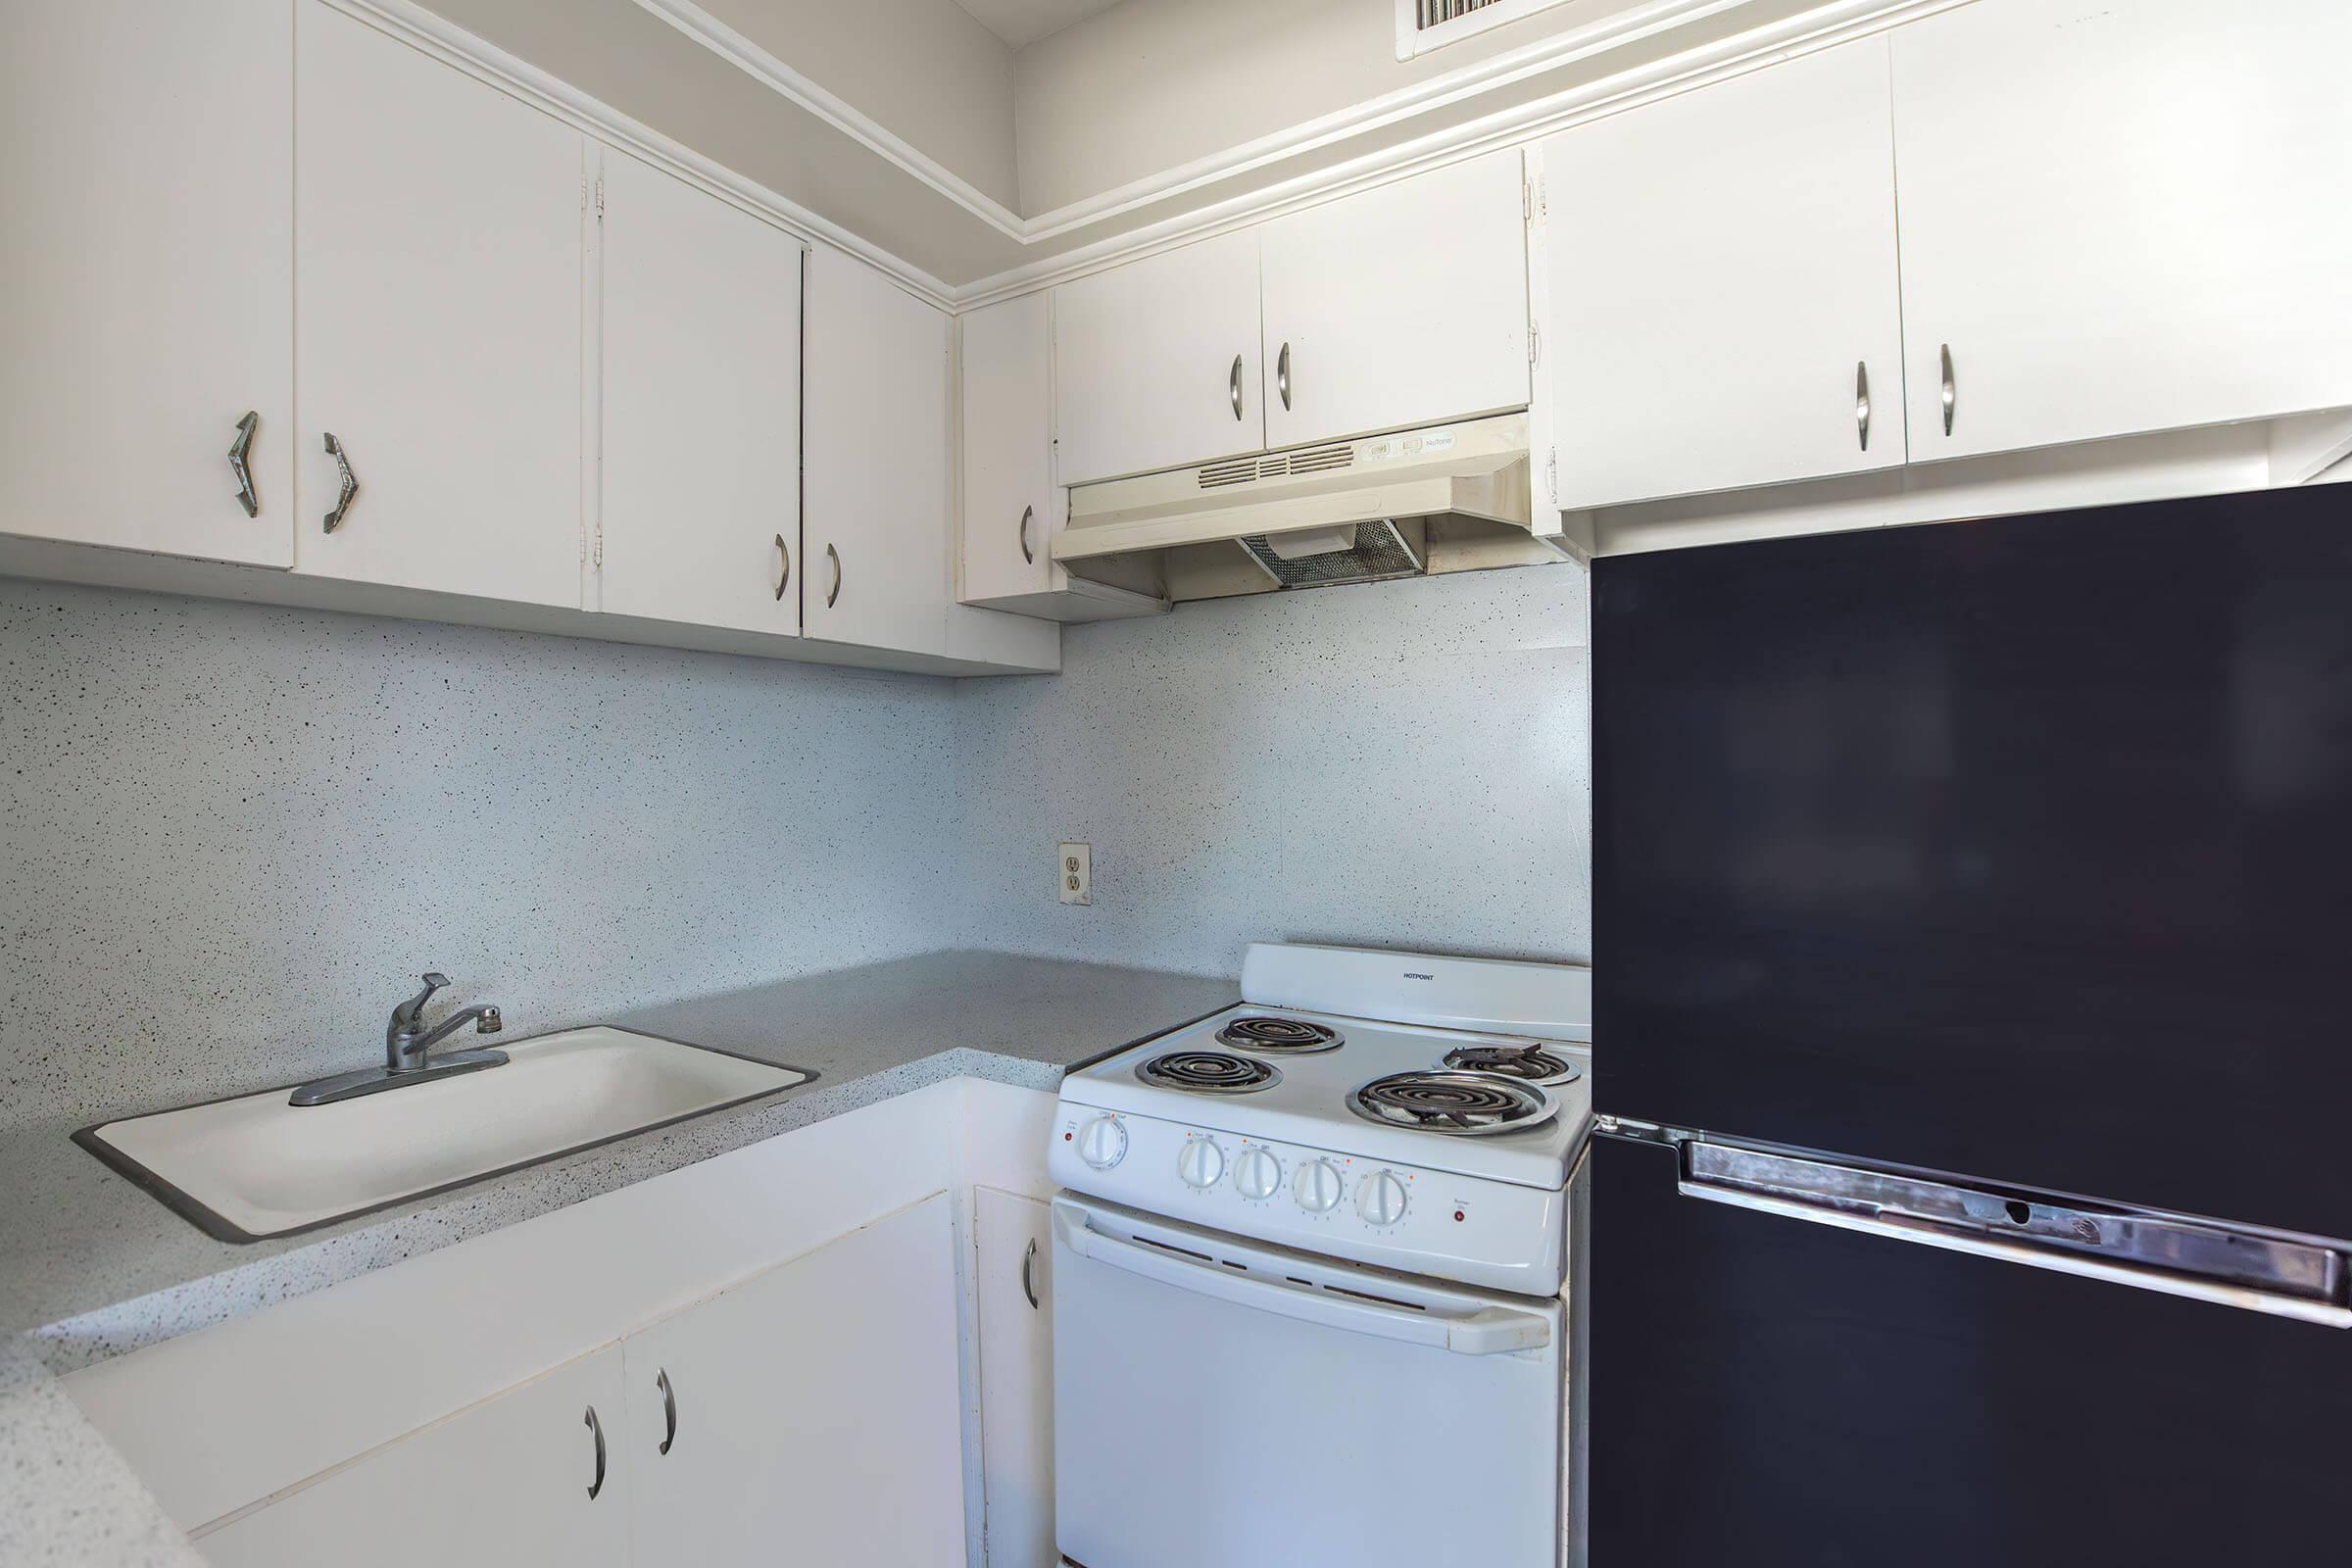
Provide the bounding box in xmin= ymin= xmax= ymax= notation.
xmin=1058 ymin=842 xmax=1091 ymax=906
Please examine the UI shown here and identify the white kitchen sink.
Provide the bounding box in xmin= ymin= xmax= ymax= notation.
xmin=77 ymin=1028 xmax=810 ymax=1242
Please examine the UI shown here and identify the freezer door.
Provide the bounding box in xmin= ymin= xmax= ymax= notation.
xmin=1589 ymin=1132 xmax=2352 ymax=1565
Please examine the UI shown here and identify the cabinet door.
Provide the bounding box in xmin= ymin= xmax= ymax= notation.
xmin=960 ymin=293 xmax=1055 ymax=606
xmin=976 ymin=1188 xmax=1054 ymax=1568
xmin=199 ymin=1348 xmax=627 ymax=1568
xmin=1541 ymin=37 xmax=1904 ymax=509
xmin=805 ymin=247 xmax=952 ymax=656
xmin=0 ymin=0 xmax=293 ymax=565
xmin=293 ymin=3 xmax=583 ymax=606
xmin=1260 ymin=150 xmax=1530 ymax=450
xmin=599 ymin=150 xmax=803 ymax=635
xmin=1053 ymin=229 xmax=1263 ymax=486
xmin=1893 ymin=0 xmax=2352 ymax=462
xmin=622 ymin=1195 xmax=966 ymax=1566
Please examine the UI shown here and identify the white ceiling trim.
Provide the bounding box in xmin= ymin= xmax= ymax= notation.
xmin=630 ymin=0 xmax=1029 ymax=236
xmin=347 ymin=0 xmax=1963 ymax=313
xmin=953 ymin=0 xmax=1970 ymax=306
xmin=331 ymin=0 xmax=959 ymax=309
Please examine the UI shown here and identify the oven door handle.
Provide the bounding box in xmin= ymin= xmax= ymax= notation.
xmin=1053 ymin=1203 xmax=1549 ymax=1356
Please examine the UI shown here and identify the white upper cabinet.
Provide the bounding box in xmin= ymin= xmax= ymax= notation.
xmin=199 ymin=1347 xmax=629 ymax=1568
xmin=0 ymin=0 xmax=294 ymax=566
xmin=959 ymin=292 xmax=1056 ymax=607
xmin=804 ymin=247 xmax=954 ymax=657
xmin=598 ymin=150 xmax=803 ymax=636
xmin=293 ymin=4 xmax=584 ymax=607
xmin=1540 ymin=37 xmax=1905 ymax=510
xmin=1891 ymin=0 xmax=2352 ymax=463
xmin=1053 ymin=229 xmax=1265 ymax=486
xmin=1260 ymin=149 xmax=1532 ymax=451
xmin=621 ymin=1196 xmax=967 ymax=1567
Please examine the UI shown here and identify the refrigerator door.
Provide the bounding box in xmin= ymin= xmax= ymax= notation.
xmin=1590 ymin=485 xmax=2352 ymax=1561
xmin=1590 ymin=1131 xmax=2352 ymax=1564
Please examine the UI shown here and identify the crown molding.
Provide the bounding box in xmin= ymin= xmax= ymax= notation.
xmin=330 ymin=0 xmax=959 ymax=309
xmin=951 ymin=0 xmax=1968 ymax=307
xmin=345 ymin=0 xmax=1964 ymax=314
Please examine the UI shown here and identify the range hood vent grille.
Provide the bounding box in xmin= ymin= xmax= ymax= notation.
xmin=1239 ymin=519 xmax=1425 ymax=589
xmin=1196 ymin=442 xmax=1355 ymax=489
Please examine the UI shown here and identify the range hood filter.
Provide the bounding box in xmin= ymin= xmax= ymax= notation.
xmin=1239 ymin=518 xmax=1426 ymax=589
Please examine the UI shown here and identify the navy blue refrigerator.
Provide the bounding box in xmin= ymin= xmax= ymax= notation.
xmin=1588 ymin=484 xmax=2352 ymax=1563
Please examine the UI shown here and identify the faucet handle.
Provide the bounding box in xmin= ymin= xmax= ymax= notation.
xmin=395 ymin=971 xmax=451 ymax=1029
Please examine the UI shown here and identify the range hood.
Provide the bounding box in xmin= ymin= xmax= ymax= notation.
xmin=1052 ymin=413 xmax=1563 ymax=605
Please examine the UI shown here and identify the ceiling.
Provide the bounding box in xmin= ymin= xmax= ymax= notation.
xmin=952 ymin=0 xmax=1125 ymax=49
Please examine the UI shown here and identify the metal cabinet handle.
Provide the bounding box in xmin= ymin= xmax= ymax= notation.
xmin=1228 ymin=354 xmax=1244 ymax=421
xmin=321 ymin=433 xmax=359 ymax=532
xmin=1277 ymin=342 xmax=1292 ymax=412
xmin=1018 ymin=505 xmax=1035 ymax=565
xmin=825 ymin=543 xmax=841 ymax=608
xmin=228 ymin=412 xmax=261 ymax=518
xmin=1939 ymin=343 xmax=1956 ymax=436
xmin=773 ymin=533 xmax=791 ymax=602
xmin=1022 ymin=1236 xmax=1041 ymax=1310
xmin=584 ymin=1405 xmax=607 ymax=1499
xmin=1854 ymin=362 xmax=1871 ymax=452
xmin=656 ymin=1367 xmax=678 ymax=1455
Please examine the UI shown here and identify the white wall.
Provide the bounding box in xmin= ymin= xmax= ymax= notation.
xmin=0 ymin=582 xmax=963 ymax=1133
xmin=1013 ymin=0 xmax=1651 ymax=212
xmin=695 ymin=0 xmax=1022 ymax=209
xmin=953 ymin=563 xmax=1593 ymax=976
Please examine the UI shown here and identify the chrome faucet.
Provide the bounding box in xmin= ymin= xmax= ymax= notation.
xmin=290 ymin=970 xmax=510 ymax=1106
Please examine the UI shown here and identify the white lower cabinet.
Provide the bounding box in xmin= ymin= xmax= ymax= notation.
xmin=199 ymin=1348 xmax=630 ymax=1568
xmin=975 ymin=1188 xmax=1054 ymax=1568
xmin=620 ymin=1194 xmax=968 ymax=1566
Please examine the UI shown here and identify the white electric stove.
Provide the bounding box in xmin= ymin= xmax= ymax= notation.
xmin=1049 ymin=942 xmax=1593 ymax=1568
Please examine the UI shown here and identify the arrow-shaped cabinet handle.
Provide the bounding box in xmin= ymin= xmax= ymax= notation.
xmin=228 ymin=412 xmax=260 ymax=518
xmin=322 ymin=433 xmax=360 ymax=533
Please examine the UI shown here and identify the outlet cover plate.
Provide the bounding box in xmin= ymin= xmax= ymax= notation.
xmin=1058 ymin=842 xmax=1091 ymax=906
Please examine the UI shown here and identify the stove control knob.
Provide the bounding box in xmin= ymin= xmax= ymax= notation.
xmin=1293 ymin=1159 xmax=1344 ymax=1214
xmin=1076 ymin=1115 xmax=1127 ymax=1170
xmin=1177 ymin=1138 xmax=1225 ymax=1190
xmin=1356 ymin=1170 xmax=1408 ymax=1227
xmin=1234 ymin=1147 xmax=1282 ymax=1201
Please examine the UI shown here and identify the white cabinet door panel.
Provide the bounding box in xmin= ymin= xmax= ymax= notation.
xmin=1892 ymin=0 xmax=2352 ymax=462
xmin=622 ymin=1194 xmax=966 ymax=1566
xmin=0 ymin=0 xmax=294 ymax=565
xmin=960 ymin=293 xmax=1055 ymax=605
xmin=1053 ymin=229 xmax=1263 ymax=485
xmin=198 ymin=1348 xmax=627 ymax=1568
xmin=1542 ymin=37 xmax=1904 ymax=509
xmin=977 ymin=1187 xmax=1055 ymax=1568
xmin=599 ymin=150 xmax=803 ymax=636
xmin=1260 ymin=150 xmax=1530 ymax=451
xmin=805 ymin=247 xmax=953 ymax=656
xmin=293 ymin=4 xmax=583 ymax=606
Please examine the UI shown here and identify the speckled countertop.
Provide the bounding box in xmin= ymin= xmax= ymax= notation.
xmin=0 ymin=950 xmax=1235 ymax=1360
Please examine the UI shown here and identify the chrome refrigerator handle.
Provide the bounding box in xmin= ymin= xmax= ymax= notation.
xmin=1596 ymin=1117 xmax=2352 ymax=1328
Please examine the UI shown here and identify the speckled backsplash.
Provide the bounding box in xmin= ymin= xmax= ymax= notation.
xmin=953 ymin=561 xmax=1592 ymax=979
xmin=0 ymin=582 xmax=963 ymax=1133
xmin=1 ymin=561 xmax=1591 ymax=1132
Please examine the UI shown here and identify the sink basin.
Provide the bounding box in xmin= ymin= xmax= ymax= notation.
xmin=76 ymin=1028 xmax=811 ymax=1243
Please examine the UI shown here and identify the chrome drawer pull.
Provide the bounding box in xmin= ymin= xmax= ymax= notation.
xmin=321 ymin=433 xmax=360 ymax=532
xmin=1022 ymin=1236 xmax=1041 ymax=1310
xmin=1277 ymin=341 xmax=1292 ymax=412
xmin=228 ymin=412 xmax=260 ymax=518
xmin=1228 ymin=354 xmax=1244 ymax=420
xmin=584 ymin=1405 xmax=607 ymax=1499
xmin=657 ymin=1367 xmax=678 ymax=1455
xmin=825 ymin=542 xmax=841 ymax=608
xmin=773 ymin=532 xmax=790 ymax=602
xmin=1018 ymin=504 xmax=1035 ymax=565
xmin=1854 ymin=362 xmax=1871 ymax=451
xmin=1939 ymin=344 xmax=1956 ymax=436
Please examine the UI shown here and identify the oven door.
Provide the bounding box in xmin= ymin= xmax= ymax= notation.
xmin=1052 ymin=1193 xmax=1567 ymax=1568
